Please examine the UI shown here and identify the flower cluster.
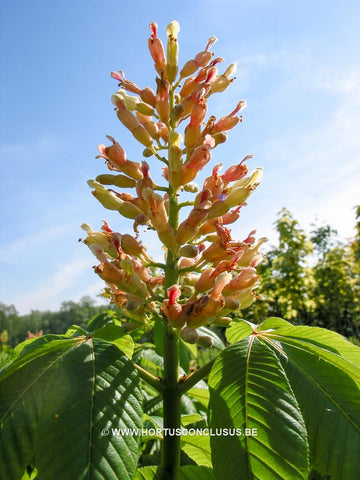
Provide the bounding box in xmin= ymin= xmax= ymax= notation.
xmin=81 ymin=21 xmax=266 ymax=344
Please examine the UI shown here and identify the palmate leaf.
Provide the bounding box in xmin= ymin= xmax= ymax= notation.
xmin=220 ymin=318 xmax=360 ymax=479
xmin=0 ymin=335 xmax=143 ymax=480
xmin=208 ymin=337 xmax=310 ymax=480
xmin=263 ymin=324 xmax=360 ymax=480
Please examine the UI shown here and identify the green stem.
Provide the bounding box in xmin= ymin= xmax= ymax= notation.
xmin=161 ymin=196 xmax=182 ymax=473
xmin=133 ymin=363 xmax=165 ymax=394
xmin=177 ymin=356 xmax=218 ymax=394
xmin=160 ymin=87 xmax=183 ymax=471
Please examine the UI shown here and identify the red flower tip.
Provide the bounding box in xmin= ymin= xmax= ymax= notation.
xmin=111 ymin=71 xmax=123 ymax=82
xmin=149 ymin=22 xmax=158 ymax=38
xmin=101 ymin=220 xmax=113 ymax=233
xmin=167 ymin=285 xmax=181 ymax=305
xmin=205 ymin=36 xmax=217 ymax=51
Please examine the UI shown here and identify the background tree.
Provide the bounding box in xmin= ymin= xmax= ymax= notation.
xmin=310 ymin=224 xmax=360 ymax=340
xmin=247 ymin=208 xmax=314 ymax=324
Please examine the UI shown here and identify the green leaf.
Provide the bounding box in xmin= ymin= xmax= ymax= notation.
xmin=208 ymin=337 xmax=309 ymax=479
xmin=143 ymin=394 xmax=163 ymax=415
xmin=64 ymin=324 xmax=89 ymax=337
xmin=186 ymin=388 xmax=210 ymax=408
xmin=21 ymin=467 xmax=38 ymax=480
xmin=92 ymin=324 xmax=134 ymax=358
xmin=0 ymin=335 xmax=80 ymax=379
xmin=0 ymin=336 xmax=143 ymax=480
xmin=181 ymin=414 xmax=202 ymax=426
xmin=141 ymin=349 xmax=164 ymax=377
xmin=134 ymin=465 xmax=214 ymax=480
xmin=225 ymin=319 xmax=253 ymax=344
xmin=86 ymin=310 xmax=118 ymax=331
xmin=181 ymin=434 xmax=212 ymax=467
xmin=268 ymin=325 xmax=360 ymax=369
xmin=259 ymin=317 xmax=292 ymax=330
xmin=180 ymin=338 xmax=198 ymax=359
xmin=262 ymin=325 xmax=360 ymax=480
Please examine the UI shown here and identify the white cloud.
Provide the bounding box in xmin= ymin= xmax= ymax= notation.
xmin=0 ymin=223 xmax=73 ymax=264
xmin=8 ymin=256 xmax=93 ymax=314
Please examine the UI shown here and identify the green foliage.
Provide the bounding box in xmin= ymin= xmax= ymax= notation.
xmin=208 ymin=318 xmax=360 ymax=479
xmin=311 ymin=225 xmax=360 ymax=337
xmin=0 ymin=297 xmax=110 ymax=347
xmin=0 ymin=331 xmax=143 ymax=480
xmin=134 ymin=465 xmax=214 ymax=479
xmin=209 ymin=336 xmax=309 ymax=479
xmin=247 ymin=208 xmax=360 ymax=338
xmin=2 ymin=313 xmax=359 ymax=479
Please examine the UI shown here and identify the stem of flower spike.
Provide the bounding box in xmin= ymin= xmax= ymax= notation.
xmin=161 ymin=78 xmax=182 ymax=472
xmin=162 ymin=183 xmax=182 ymax=474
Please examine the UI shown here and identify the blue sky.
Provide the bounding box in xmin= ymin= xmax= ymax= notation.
xmin=1 ymin=0 xmax=359 ymax=314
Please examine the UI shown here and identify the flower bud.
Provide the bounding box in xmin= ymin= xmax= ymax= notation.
xmin=180 ymin=326 xmax=199 ymax=344
xmin=179 ymin=244 xmax=199 ymax=258
xmin=156 ymin=76 xmax=170 ymax=122
xmin=223 ymin=297 xmax=241 ymax=311
xmin=136 ymin=112 xmax=160 ymax=140
xmin=88 ymin=181 xmax=143 ymax=219
xmin=179 ymin=257 xmax=196 ymax=268
xmin=140 ymin=87 xmax=157 ymax=107
xmin=95 ymin=174 xmax=136 ymax=189
xmin=136 ymin=101 xmax=156 ymax=117
xmin=194 ymin=268 xmax=215 ymax=293
xmin=181 ymin=136 xmax=214 ymax=184
xmin=148 ymin=22 xmax=166 ymax=77
xmin=190 ymin=100 xmax=207 ymax=126
xmin=186 ymin=295 xmax=224 ymax=328
xmin=179 ymin=77 xmax=197 ymax=98
xmin=143 ymin=148 xmax=154 ymax=157
xmin=194 ymin=36 xmax=217 ymax=67
xmin=212 ymin=316 xmax=232 ymax=326
xmin=94 ymin=261 xmax=123 ymax=287
xmin=222 ymin=268 xmax=259 ymax=296
xmin=212 ymin=132 xmax=228 ymax=146
xmin=184 ymin=124 xmax=201 ymax=150
xmin=197 ymin=335 xmax=214 ymax=348
xmin=132 ymin=125 xmax=153 ymax=147
xmin=120 ymin=234 xmax=147 ymax=258
xmin=157 ymin=225 xmax=177 ymax=252
xmin=222 ymin=155 xmax=253 ymax=184
xmin=170 ymin=103 xmax=185 ymax=124
xmin=166 ymin=21 xmax=180 ymax=83
xmin=227 ymin=288 xmax=257 ymax=310
xmin=207 ymin=187 xmax=251 ymax=219
xmin=181 ymin=273 xmax=199 ymax=286
xmin=209 ymin=63 xmax=236 ymax=94
xmin=113 ymin=88 xmax=139 ymax=111
xmin=183 ymin=182 xmax=199 ymax=193
xmin=157 ymin=122 xmax=169 ymax=143
xmin=212 ymin=101 xmax=247 ymax=133
xmin=168 ymin=144 xmax=183 ymax=188
xmin=111 ymin=70 xmax=141 ymax=93
xmin=180 ymin=60 xmax=198 ymax=78
xmin=97 ymin=136 xmax=143 ymax=180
